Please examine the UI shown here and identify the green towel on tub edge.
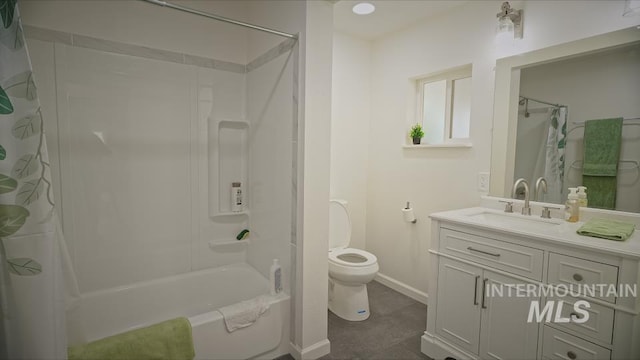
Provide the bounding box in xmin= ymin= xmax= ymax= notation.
xmin=68 ymin=317 xmax=195 ymax=360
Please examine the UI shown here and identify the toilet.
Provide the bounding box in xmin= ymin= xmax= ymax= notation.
xmin=328 ymin=199 xmax=379 ymax=321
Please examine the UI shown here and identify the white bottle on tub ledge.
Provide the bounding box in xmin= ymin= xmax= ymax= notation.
xmin=270 ymin=259 xmax=282 ymax=295
xmin=231 ymin=182 xmax=243 ymax=212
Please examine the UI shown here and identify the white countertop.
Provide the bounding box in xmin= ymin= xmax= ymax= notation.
xmin=430 ymin=205 xmax=640 ymax=259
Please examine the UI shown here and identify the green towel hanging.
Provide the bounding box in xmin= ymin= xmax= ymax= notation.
xmin=581 ymin=118 xmax=623 ymax=210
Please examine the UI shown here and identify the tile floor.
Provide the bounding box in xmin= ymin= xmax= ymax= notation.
xmin=277 ymin=281 xmax=432 ymax=360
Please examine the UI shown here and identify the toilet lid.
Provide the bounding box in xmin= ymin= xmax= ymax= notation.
xmin=329 ymin=200 xmax=351 ymax=249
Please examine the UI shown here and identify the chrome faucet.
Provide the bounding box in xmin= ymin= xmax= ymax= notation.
xmin=512 ymin=178 xmax=531 ymax=215
xmin=534 ymin=177 xmax=547 ymax=202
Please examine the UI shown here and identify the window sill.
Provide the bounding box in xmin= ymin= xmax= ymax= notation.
xmin=402 ymin=143 xmax=473 ymax=149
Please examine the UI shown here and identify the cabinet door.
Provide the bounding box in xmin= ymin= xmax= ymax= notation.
xmin=435 ymin=258 xmax=482 ymax=354
xmin=479 ymin=270 xmax=540 ymax=360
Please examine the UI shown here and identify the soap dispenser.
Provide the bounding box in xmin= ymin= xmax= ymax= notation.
xmin=565 ymin=188 xmax=579 ymax=223
xmin=577 ymin=186 xmax=588 ymax=207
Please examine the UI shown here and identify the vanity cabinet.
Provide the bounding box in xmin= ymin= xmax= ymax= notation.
xmin=422 ymin=210 xmax=640 ymax=360
xmin=436 ymin=257 xmax=539 ymax=359
xmin=435 ymin=258 xmax=482 ymax=354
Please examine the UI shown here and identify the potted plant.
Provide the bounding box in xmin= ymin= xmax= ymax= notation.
xmin=410 ymin=124 xmax=425 ymax=145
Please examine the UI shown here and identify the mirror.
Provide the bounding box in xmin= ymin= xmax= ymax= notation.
xmin=490 ymin=27 xmax=640 ymax=213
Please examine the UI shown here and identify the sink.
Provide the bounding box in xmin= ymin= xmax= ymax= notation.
xmin=466 ymin=210 xmax=562 ymax=230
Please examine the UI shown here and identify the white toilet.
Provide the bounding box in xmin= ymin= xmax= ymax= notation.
xmin=328 ymin=199 xmax=379 ymax=321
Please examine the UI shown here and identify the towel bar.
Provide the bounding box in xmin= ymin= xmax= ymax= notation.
xmin=567 ymin=118 xmax=640 ymax=136
xmin=569 ymin=159 xmax=639 ymax=171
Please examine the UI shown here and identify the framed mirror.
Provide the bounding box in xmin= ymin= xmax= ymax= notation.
xmin=490 ymin=27 xmax=640 ymax=213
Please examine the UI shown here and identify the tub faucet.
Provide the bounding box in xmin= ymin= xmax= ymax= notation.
xmin=534 ymin=177 xmax=547 ymax=202
xmin=512 ymin=178 xmax=531 ymax=215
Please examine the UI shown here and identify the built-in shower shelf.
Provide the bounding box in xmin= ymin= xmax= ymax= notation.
xmin=209 ymin=118 xmax=250 ymax=219
xmin=208 ymin=239 xmax=250 ymax=248
xmin=212 ymin=210 xmax=250 ymax=218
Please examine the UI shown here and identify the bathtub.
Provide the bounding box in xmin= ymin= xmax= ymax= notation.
xmin=68 ymin=263 xmax=290 ymax=359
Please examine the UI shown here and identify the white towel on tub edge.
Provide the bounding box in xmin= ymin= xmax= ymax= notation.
xmin=219 ymin=295 xmax=271 ymax=332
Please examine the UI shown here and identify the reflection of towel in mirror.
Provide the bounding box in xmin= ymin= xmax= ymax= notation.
xmin=219 ymin=295 xmax=270 ymax=332
xmin=582 ymin=118 xmax=623 ymax=210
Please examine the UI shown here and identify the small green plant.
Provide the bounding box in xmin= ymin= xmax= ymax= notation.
xmin=410 ymin=124 xmax=425 ymax=139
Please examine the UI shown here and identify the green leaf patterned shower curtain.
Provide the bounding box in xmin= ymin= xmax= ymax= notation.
xmin=543 ymin=106 xmax=567 ymax=203
xmin=0 ymin=0 xmax=66 ymax=358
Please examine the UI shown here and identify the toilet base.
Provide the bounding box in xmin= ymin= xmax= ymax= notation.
xmin=328 ymin=278 xmax=371 ymax=321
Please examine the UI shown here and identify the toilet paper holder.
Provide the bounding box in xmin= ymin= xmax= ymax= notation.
xmin=403 ymin=202 xmax=417 ymax=224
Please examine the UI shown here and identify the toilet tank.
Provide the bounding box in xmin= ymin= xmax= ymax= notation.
xmin=329 ymin=199 xmax=351 ymax=250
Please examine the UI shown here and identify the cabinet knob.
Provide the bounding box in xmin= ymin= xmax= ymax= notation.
xmin=567 ymin=350 xmax=577 ymax=359
xmin=572 ymin=273 xmax=583 ymax=282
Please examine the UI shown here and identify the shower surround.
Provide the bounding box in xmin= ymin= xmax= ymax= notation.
xmin=22 ymin=4 xmax=298 ymax=356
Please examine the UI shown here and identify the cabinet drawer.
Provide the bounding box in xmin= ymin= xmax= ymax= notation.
xmin=440 ymin=228 xmax=544 ymax=281
xmin=547 ymin=296 xmax=614 ymax=344
xmin=543 ymin=326 xmax=611 ymax=360
xmin=548 ymin=253 xmax=618 ymax=303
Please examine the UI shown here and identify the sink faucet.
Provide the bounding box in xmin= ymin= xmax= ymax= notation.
xmin=534 ymin=177 xmax=547 ymax=202
xmin=512 ymin=178 xmax=531 ymax=215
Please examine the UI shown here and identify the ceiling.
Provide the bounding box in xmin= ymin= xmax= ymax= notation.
xmin=333 ymin=1 xmax=469 ymax=40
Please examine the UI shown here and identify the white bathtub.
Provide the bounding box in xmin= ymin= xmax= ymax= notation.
xmin=68 ymin=263 xmax=290 ymax=359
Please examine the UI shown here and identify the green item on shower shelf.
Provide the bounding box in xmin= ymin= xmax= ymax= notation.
xmin=577 ymin=218 xmax=636 ymax=241
xmin=236 ymin=229 xmax=250 ymax=240
xmin=68 ymin=317 xmax=194 ymax=360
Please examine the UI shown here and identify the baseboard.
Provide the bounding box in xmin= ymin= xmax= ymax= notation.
xmin=289 ymin=339 xmax=330 ymax=360
xmin=374 ymin=273 xmax=429 ymax=305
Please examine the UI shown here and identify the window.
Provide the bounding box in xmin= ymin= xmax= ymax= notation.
xmin=416 ymin=65 xmax=472 ymax=144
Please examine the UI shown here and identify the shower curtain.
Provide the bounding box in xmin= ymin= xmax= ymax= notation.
xmin=542 ymin=107 xmax=568 ymax=203
xmin=0 ymin=1 xmax=67 ymax=358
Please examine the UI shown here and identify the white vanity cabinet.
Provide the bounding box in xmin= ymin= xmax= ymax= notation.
xmin=422 ymin=208 xmax=640 ymax=360
xmin=436 ymin=257 xmax=539 ymax=359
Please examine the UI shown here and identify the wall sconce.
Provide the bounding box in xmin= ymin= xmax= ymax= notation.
xmin=496 ymin=2 xmax=523 ymax=39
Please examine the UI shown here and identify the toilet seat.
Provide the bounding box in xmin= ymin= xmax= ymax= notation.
xmin=329 ymin=248 xmax=377 ymax=267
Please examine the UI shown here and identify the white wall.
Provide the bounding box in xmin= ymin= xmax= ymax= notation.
xmin=245 ymin=2 xmax=333 ymax=358
xmin=330 ymin=32 xmax=371 ymax=251
xmin=246 ymin=48 xmax=294 ymax=292
xmin=298 ymin=2 xmax=333 ymax=357
xmin=24 ymin=1 xmax=333 ymax=357
xmin=20 ymin=0 xmax=249 ymax=63
xmin=28 ymin=40 xmax=248 ymax=292
xmin=332 ymin=0 xmax=640 ymax=297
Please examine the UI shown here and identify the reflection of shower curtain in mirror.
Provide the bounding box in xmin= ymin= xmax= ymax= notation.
xmin=542 ymin=107 xmax=567 ymax=203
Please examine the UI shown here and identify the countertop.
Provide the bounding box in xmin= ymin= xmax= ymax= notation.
xmin=430 ymin=206 xmax=640 ymax=259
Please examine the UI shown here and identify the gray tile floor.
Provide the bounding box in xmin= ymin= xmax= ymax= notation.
xmin=277 ymin=281 xmax=431 ymax=360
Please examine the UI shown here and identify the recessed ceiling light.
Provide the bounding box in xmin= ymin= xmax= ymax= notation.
xmin=352 ymin=2 xmax=375 ymax=15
